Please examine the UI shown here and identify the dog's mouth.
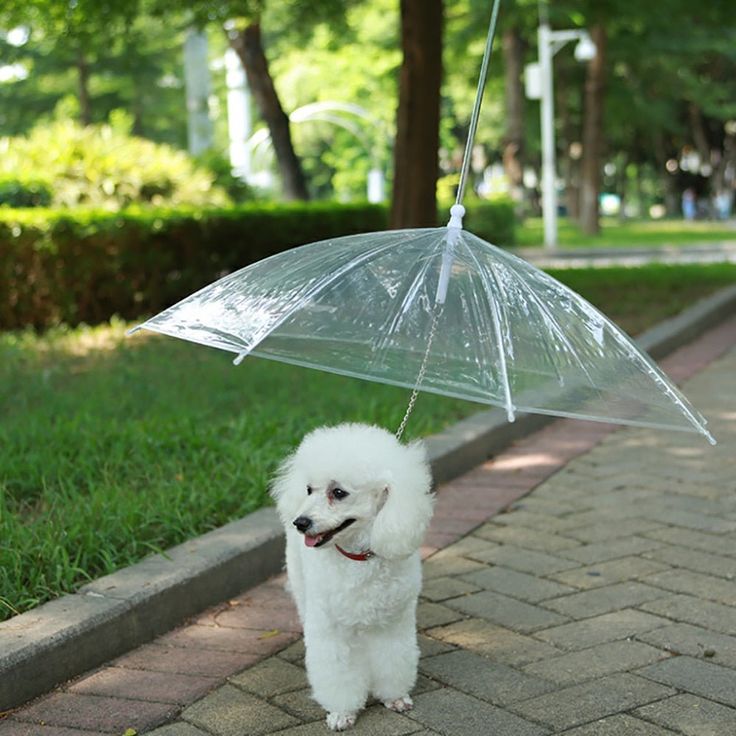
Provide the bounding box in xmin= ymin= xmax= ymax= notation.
xmin=303 ymin=518 xmax=356 ymax=548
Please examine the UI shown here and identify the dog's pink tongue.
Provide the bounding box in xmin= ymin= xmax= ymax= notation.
xmin=304 ymin=534 xmax=321 ymax=548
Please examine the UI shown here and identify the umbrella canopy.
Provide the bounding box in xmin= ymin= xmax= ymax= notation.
xmin=131 ymin=220 xmax=714 ymax=444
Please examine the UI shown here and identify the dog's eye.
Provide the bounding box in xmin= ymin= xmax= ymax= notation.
xmin=332 ymin=488 xmax=349 ymax=500
xmin=306 ymin=485 xmax=313 ymax=496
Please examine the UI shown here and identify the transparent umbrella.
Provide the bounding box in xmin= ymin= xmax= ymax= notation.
xmin=129 ymin=0 xmax=714 ymax=445
xmin=130 ymin=215 xmax=714 ymax=444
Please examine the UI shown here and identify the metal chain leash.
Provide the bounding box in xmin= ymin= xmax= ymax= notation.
xmin=395 ymin=306 xmax=443 ymax=441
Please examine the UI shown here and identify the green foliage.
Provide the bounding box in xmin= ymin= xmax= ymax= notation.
xmin=0 ymin=119 xmax=227 ymax=210
xmin=0 ymin=202 xmax=389 ymax=329
xmin=0 ymin=198 xmax=513 ymax=330
xmin=195 ymin=149 xmax=259 ymax=203
xmin=0 ymin=176 xmax=52 ymax=208
xmin=459 ymin=197 xmax=516 ymax=246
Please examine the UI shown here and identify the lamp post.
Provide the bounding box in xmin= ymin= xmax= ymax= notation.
xmin=527 ymin=23 xmax=596 ymax=249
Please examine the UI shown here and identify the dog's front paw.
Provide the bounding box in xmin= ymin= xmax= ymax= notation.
xmin=383 ymin=695 xmax=413 ymax=713
xmin=326 ymin=711 xmax=357 ymax=731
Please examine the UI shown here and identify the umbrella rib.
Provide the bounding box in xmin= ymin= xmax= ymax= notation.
xmin=513 ymin=275 xmax=601 ymax=391
xmin=463 ymin=244 xmax=516 ymax=422
xmin=375 ymin=233 xmax=439 ymax=353
xmin=238 ymin=232 xmax=434 ymax=361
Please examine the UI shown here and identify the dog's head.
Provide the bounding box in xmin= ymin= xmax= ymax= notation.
xmin=271 ymin=423 xmax=433 ymax=559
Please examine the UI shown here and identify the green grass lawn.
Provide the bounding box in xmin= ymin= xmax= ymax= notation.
xmin=515 ymin=217 xmax=736 ymax=249
xmin=2 ymin=262 xmax=736 ymax=620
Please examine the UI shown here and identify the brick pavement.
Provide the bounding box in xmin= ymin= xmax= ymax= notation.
xmin=1 ymin=315 xmax=735 ymax=735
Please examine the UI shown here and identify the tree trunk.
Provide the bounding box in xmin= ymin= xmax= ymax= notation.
xmin=688 ymin=103 xmax=711 ymax=166
xmin=390 ymin=0 xmax=443 ymax=229
xmin=556 ymin=60 xmax=580 ymax=220
xmin=579 ymin=24 xmax=606 ymax=234
xmin=502 ymin=28 xmax=524 ymax=205
xmin=229 ymin=22 xmax=309 ymax=201
xmin=76 ymin=51 xmax=92 ymax=125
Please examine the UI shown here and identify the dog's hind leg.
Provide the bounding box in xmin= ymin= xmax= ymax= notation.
xmin=366 ymin=607 xmax=419 ymax=710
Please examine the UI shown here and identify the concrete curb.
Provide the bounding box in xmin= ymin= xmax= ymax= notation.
xmin=2 ymin=284 xmax=735 ymax=711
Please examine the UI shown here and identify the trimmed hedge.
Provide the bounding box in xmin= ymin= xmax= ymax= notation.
xmin=0 ymin=177 xmax=52 ymax=208
xmin=0 ymin=199 xmax=514 ymax=330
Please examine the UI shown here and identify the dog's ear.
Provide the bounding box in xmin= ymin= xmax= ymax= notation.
xmin=270 ymin=452 xmax=303 ymax=526
xmin=369 ymin=441 xmax=434 ymax=559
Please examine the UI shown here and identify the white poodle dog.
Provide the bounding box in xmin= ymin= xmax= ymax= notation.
xmin=271 ymin=423 xmax=434 ymax=731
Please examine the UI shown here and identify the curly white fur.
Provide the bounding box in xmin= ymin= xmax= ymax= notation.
xmin=271 ymin=423 xmax=434 ymax=731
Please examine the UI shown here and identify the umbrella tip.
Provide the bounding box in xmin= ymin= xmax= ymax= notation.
xmin=126 ymin=325 xmax=142 ymax=336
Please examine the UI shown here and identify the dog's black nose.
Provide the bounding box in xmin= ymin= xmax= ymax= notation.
xmin=293 ymin=516 xmax=313 ymax=533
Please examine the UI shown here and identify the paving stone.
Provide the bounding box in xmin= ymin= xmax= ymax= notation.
xmin=444 ymin=590 xmax=569 ymax=633
xmin=68 ymin=666 xmax=217 ymax=704
xmin=12 ymin=692 xmax=177 ymax=733
xmin=460 ymin=565 xmax=575 ymax=603
xmin=268 ymin=704 xmax=425 ymax=735
xmin=644 ymin=526 xmax=736 ymax=557
xmin=636 ymin=655 xmax=736 ymax=707
xmin=427 ymin=618 xmax=562 ymax=666
xmin=642 ymin=545 xmax=736 ymax=579
xmin=421 ymin=556 xmax=487 ymax=579
xmin=634 ymin=693 xmax=736 ymax=735
xmin=644 ymin=568 xmax=736 ymax=606
xmin=637 ymin=622 xmax=736 ymax=668
xmin=557 ymin=536 xmax=663 ymax=565
xmin=113 ymin=643 xmax=259 ymax=677
xmin=158 ymin=623 xmax=297 ymax=654
xmin=418 ymin=633 xmax=456 ymax=659
xmin=556 ymin=507 xmax=643 ymax=530
xmin=420 ymin=650 xmax=555 ymax=705
xmin=146 ymin=724 xmax=211 ymax=736
xmin=473 ymin=523 xmax=581 ymax=552
xmin=507 ymin=497 xmax=583 ymax=516
xmin=430 ymin=534 xmax=499 ymax=560
xmin=416 ymin=602 xmax=465 ymax=630
xmin=277 ymin=638 xmax=306 ymax=665
xmin=557 ymin=713 xmax=677 ymax=735
xmin=408 ymin=688 xmax=549 ymax=736
xmin=564 ymin=518 xmax=664 ymax=543
xmin=550 ymin=556 xmax=670 ymax=590
xmin=535 ymin=609 xmax=670 ymax=651
xmin=420 ymin=576 xmax=481 ymax=602
xmin=522 ymin=640 xmax=668 ymax=685
xmin=229 ymin=657 xmax=307 ymax=697
xmin=271 ymin=687 xmax=328 ymax=722
xmin=640 ymin=507 xmax=736 ymax=533
xmin=212 ymin=599 xmax=302 ymax=632
xmin=469 ymin=545 xmax=580 ymax=575
xmin=491 ymin=509 xmax=573 ymax=533
xmin=182 ymin=683 xmax=299 ymax=735
xmin=541 ymin=581 xmax=664 ymax=619
xmin=0 ymin=724 xmax=110 ymax=736
xmin=510 ymin=673 xmax=674 ymax=730
xmin=639 ymin=594 xmax=736 ymax=636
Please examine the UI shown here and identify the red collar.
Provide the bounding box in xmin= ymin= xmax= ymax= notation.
xmin=335 ymin=544 xmax=374 ymax=562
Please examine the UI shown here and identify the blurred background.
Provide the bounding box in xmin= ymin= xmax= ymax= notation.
xmin=0 ymin=0 xmax=734 ymax=227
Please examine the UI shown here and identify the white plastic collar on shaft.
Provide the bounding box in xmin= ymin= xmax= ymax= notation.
xmin=446 ymin=203 xmax=465 ymax=230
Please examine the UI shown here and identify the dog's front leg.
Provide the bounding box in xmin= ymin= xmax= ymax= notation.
xmin=304 ymin=619 xmax=368 ymax=731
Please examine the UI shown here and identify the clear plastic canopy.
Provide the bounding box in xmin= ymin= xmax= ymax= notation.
xmin=132 ymin=226 xmax=714 ymax=444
